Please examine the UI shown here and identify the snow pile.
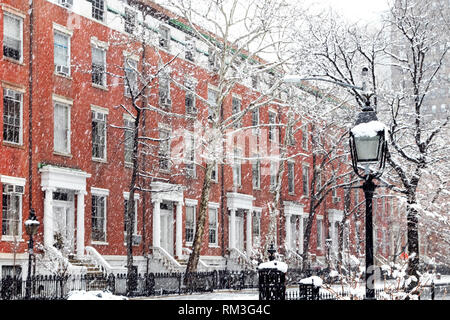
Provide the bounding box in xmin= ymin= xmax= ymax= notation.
xmin=299 ymin=276 xmax=323 ymax=287
xmin=351 ymin=120 xmax=386 ymax=138
xmin=258 ymin=260 xmax=288 ymax=273
xmin=66 ymin=290 xmax=128 ymax=300
xmin=24 ymin=219 xmax=40 ymax=226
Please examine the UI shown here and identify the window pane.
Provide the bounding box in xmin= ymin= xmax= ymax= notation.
xmin=3 ymin=15 xmax=22 ymax=60
xmin=54 ymin=103 xmax=69 ymax=153
xmin=3 ymin=89 xmax=22 ymax=144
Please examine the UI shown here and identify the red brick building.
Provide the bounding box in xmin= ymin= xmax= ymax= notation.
xmin=0 ymin=0 xmax=398 ymax=277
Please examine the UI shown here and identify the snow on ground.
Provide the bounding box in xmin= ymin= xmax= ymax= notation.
xmin=133 ymin=289 xmax=259 ymax=300
xmin=67 ymin=290 xmax=128 ymax=300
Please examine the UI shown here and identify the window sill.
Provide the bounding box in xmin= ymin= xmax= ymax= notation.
xmin=92 ymin=83 xmax=108 ymax=91
xmin=208 ymin=244 xmax=220 ymax=248
xmin=53 ymin=72 xmax=72 ymax=80
xmin=92 ymin=157 xmax=108 ymax=164
xmin=2 ymin=236 xmax=24 ymax=242
xmin=53 ymin=151 xmax=72 ymax=158
xmin=3 ymin=56 xmax=24 ymax=66
xmin=91 ymin=241 xmax=109 ymax=246
xmin=2 ymin=141 xmax=24 ymax=149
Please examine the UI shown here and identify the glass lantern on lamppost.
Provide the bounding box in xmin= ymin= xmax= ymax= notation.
xmin=25 ymin=209 xmax=40 ymax=300
xmin=349 ymin=87 xmax=387 ymax=300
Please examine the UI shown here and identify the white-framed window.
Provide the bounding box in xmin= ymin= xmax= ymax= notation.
xmin=185 ymin=78 xmax=197 ymax=115
xmin=1 ymin=181 xmax=24 ymax=239
xmin=91 ymin=0 xmax=105 ymax=22
xmin=302 ymin=164 xmax=309 ymax=195
xmin=252 ymin=211 xmax=261 ymax=247
xmin=207 ymin=87 xmax=218 ymax=120
xmin=208 ymin=47 xmax=219 ymax=71
xmin=208 ymin=206 xmax=218 ymax=246
xmin=124 ymin=7 xmax=137 ymax=34
xmin=123 ymin=193 xmax=139 ymax=237
xmin=54 ymin=30 xmax=71 ymax=76
xmin=185 ymin=36 xmax=195 ymax=62
xmin=91 ymin=188 xmax=109 ymax=243
xmin=211 ymin=162 xmax=219 ymax=183
xmin=185 ymin=205 xmax=196 ymax=245
xmin=268 ymin=110 xmax=277 ymax=141
xmin=185 ymin=132 xmax=196 ymax=178
xmin=232 ymin=148 xmax=242 ymax=186
xmin=302 ymin=125 xmax=309 ymax=150
xmin=286 ymin=124 xmax=295 ymax=146
xmin=92 ymin=46 xmax=106 ymax=87
xmin=251 ymin=108 xmax=260 ymax=135
xmin=231 ymin=96 xmax=241 ymax=128
xmin=123 ymin=116 xmax=134 ymax=165
xmin=159 ymin=72 xmax=171 ymax=108
xmin=159 ymin=25 xmax=170 ymax=50
xmin=53 ymin=102 xmax=71 ymax=154
xmin=3 ymin=13 xmax=23 ymax=62
xmin=124 ymin=58 xmax=138 ymax=97
xmin=270 ymin=160 xmax=278 ymax=189
xmin=91 ymin=108 xmax=107 ymax=161
xmin=2 ymin=88 xmax=23 ymax=145
xmin=159 ymin=129 xmax=171 ymax=171
xmin=252 ymin=155 xmax=261 ymax=189
xmin=316 ymin=217 xmax=323 ymax=249
xmin=288 ymin=161 xmax=295 ymax=194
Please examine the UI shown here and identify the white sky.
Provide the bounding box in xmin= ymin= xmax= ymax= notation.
xmin=302 ymin=0 xmax=390 ymax=24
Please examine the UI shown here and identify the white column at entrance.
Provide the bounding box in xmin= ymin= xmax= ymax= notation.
xmin=76 ymin=191 xmax=87 ymax=257
xmin=176 ymin=201 xmax=183 ymax=258
xmin=43 ymin=187 xmax=55 ymax=248
xmin=229 ymin=208 xmax=236 ymax=249
xmin=246 ymin=210 xmax=252 ymax=254
xmin=285 ymin=213 xmax=292 ymax=251
xmin=152 ymin=199 xmax=161 ymax=248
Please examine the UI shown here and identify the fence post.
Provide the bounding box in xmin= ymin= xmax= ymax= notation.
xmin=431 ymin=281 xmax=435 ymax=300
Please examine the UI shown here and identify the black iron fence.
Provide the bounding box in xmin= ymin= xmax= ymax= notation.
xmin=0 ymin=270 xmax=260 ymax=300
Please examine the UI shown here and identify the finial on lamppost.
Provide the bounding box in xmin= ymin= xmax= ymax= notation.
xmin=268 ymin=243 xmax=276 ymax=261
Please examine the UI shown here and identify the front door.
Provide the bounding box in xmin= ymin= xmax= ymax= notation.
xmin=53 ymin=200 xmax=75 ymax=255
xmin=235 ymin=211 xmax=244 ymax=252
xmin=160 ymin=202 xmax=174 ymax=255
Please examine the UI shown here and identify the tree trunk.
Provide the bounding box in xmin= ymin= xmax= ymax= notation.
xmin=406 ymin=199 xmax=420 ymax=290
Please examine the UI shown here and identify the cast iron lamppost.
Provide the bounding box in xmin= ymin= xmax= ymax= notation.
xmin=284 ymin=67 xmax=388 ymax=300
xmin=25 ymin=208 xmax=40 ymax=300
xmin=349 ymin=68 xmax=387 ymax=300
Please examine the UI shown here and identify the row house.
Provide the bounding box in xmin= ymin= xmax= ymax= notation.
xmin=0 ymin=0 xmax=397 ymax=278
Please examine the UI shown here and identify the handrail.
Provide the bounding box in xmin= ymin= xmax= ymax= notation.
xmin=151 ymin=246 xmax=182 ymax=272
xmin=45 ymin=246 xmax=85 ymax=274
xmin=287 ymin=249 xmax=303 ymax=264
xmin=85 ymin=246 xmax=126 ymax=274
xmin=229 ymin=247 xmax=255 ymax=270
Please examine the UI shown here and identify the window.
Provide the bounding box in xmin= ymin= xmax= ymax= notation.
xmin=185 ymin=206 xmax=196 ymax=244
xmin=92 ymin=47 xmax=106 ymax=87
xmin=302 ymin=125 xmax=309 ymax=150
xmin=124 ymin=7 xmax=136 ymax=34
xmin=54 ymin=102 xmax=71 ymax=154
xmin=208 ymin=47 xmax=219 ymax=71
xmin=159 ymin=129 xmax=171 ymax=171
xmin=91 ymin=0 xmax=105 ymax=22
xmin=54 ymin=31 xmax=70 ymax=76
xmin=302 ymin=165 xmax=309 ymax=195
xmin=316 ymin=218 xmax=323 ymax=249
xmin=268 ymin=111 xmax=277 ymax=141
xmin=252 ymin=211 xmax=261 ymax=247
xmin=185 ymin=133 xmax=195 ymax=177
xmin=124 ymin=197 xmax=138 ymax=237
xmin=288 ymin=161 xmax=295 ymax=194
xmin=124 ymin=117 xmax=134 ymax=164
xmin=208 ymin=207 xmax=218 ymax=245
xmin=252 ymin=155 xmax=261 ymax=189
xmin=185 ymin=79 xmax=197 ymax=114
xmin=286 ymin=125 xmax=295 ymax=145
xmin=232 ymin=149 xmax=242 ymax=186
xmin=185 ymin=36 xmax=195 ymax=62
xmin=251 ymin=74 xmax=259 ymax=90
xmin=159 ymin=25 xmax=170 ymax=50
xmin=92 ymin=194 xmax=107 ymax=242
xmin=92 ymin=110 xmax=107 ymax=160
xmin=211 ymin=162 xmax=218 ymax=183
xmin=231 ymin=97 xmax=241 ymax=128
xmin=124 ymin=58 xmax=138 ymax=97
xmin=270 ymin=161 xmax=278 ymax=189
xmin=3 ymin=13 xmax=23 ymax=62
xmin=207 ymin=88 xmax=218 ymax=120
xmin=2 ymin=89 xmax=23 ymax=145
xmin=159 ymin=73 xmax=171 ymax=108
xmin=2 ymin=184 xmax=23 ymax=238
xmin=251 ymin=108 xmax=260 ymax=134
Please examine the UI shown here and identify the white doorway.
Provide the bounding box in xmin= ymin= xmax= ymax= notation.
xmin=235 ymin=210 xmax=245 ymax=252
xmin=52 ymin=191 xmax=75 ymax=255
xmin=160 ymin=202 xmax=174 ymax=255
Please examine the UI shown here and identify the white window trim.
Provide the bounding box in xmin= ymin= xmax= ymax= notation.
xmin=53 ymin=100 xmax=72 ymax=156
xmin=232 ymin=148 xmax=242 ymax=187
xmin=316 ymin=215 xmax=324 ymax=250
xmin=91 ymin=106 xmax=108 ymax=162
xmin=123 ymin=192 xmax=139 ymax=238
xmin=91 ymin=188 xmax=109 ymax=244
xmin=208 ymin=203 xmax=219 ymax=247
xmin=2 ymin=87 xmax=24 ymax=145
xmin=1 ymin=178 xmax=24 ymax=241
xmin=3 ymin=11 xmax=24 ymax=64
xmin=185 ymin=204 xmax=196 ymax=246
xmin=288 ymin=160 xmax=295 ymax=194
xmin=91 ymin=45 xmax=107 ymax=89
